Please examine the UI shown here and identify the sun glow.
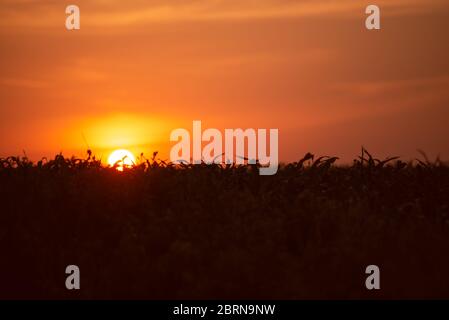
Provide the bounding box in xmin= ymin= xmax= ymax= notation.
xmin=107 ymin=149 xmax=136 ymax=171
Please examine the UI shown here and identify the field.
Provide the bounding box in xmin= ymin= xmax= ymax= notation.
xmin=1 ymin=150 xmax=449 ymax=299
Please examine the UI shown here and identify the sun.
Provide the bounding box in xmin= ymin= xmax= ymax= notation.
xmin=108 ymin=149 xmax=136 ymax=171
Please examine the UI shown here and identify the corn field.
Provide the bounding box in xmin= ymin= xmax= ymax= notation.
xmin=0 ymin=149 xmax=448 ymax=299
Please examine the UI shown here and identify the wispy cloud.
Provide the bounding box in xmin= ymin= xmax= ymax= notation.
xmin=0 ymin=77 xmax=49 ymax=89
xmin=334 ymin=75 xmax=449 ymax=95
xmin=1 ymin=0 xmax=447 ymax=28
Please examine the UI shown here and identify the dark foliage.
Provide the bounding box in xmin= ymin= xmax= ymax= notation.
xmin=1 ymin=149 xmax=449 ymax=299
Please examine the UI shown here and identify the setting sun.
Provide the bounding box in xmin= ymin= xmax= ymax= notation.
xmin=107 ymin=149 xmax=136 ymax=171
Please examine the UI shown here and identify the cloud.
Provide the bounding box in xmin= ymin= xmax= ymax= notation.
xmin=334 ymin=75 xmax=449 ymax=95
xmin=0 ymin=77 xmax=49 ymax=89
xmin=1 ymin=0 xmax=448 ymax=28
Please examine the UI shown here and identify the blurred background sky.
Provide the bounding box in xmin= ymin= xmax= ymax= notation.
xmin=0 ymin=0 xmax=448 ymax=163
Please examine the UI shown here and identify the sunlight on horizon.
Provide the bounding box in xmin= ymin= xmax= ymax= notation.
xmin=107 ymin=149 xmax=136 ymax=171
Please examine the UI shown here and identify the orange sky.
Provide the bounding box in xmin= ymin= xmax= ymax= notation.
xmin=0 ymin=0 xmax=448 ymax=163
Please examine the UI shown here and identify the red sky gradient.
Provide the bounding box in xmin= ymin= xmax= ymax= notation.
xmin=0 ymin=0 xmax=448 ymax=163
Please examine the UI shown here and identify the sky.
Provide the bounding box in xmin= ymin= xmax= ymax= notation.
xmin=0 ymin=0 xmax=448 ymax=163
